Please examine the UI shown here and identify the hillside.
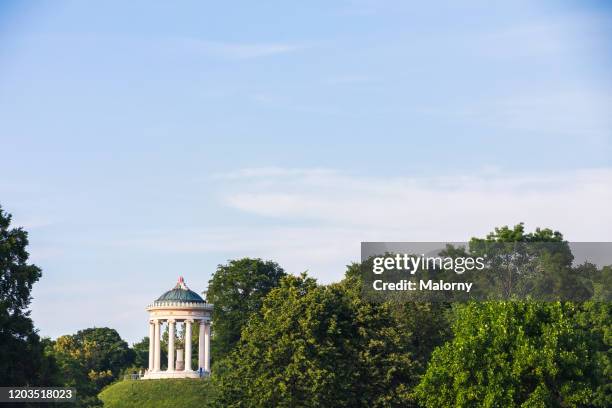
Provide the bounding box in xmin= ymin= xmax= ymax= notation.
xmin=99 ymin=378 xmax=215 ymax=408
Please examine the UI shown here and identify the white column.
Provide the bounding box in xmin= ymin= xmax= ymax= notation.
xmin=153 ymin=319 xmax=161 ymax=372
xmin=204 ymin=322 xmax=211 ymax=372
xmin=185 ymin=320 xmax=192 ymax=371
xmin=198 ymin=320 xmax=205 ymax=371
xmin=167 ymin=319 xmax=175 ymax=371
xmin=148 ymin=321 xmax=154 ymax=371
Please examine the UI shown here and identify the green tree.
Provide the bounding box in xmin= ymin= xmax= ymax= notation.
xmin=0 ymin=205 xmax=54 ymax=386
xmin=415 ymin=301 xmax=607 ymax=407
xmin=390 ymin=301 xmax=452 ymax=371
xmin=574 ymin=301 xmax=612 ymax=407
xmin=346 ymin=262 xmax=452 ymax=373
xmin=49 ymin=327 xmax=134 ymax=406
xmin=131 ymin=336 xmax=149 ymax=369
xmin=213 ymin=273 xmax=417 ymax=407
xmin=416 ymin=224 xmax=610 ymax=406
xmin=466 ymin=223 xmax=585 ymax=300
xmin=207 ymin=258 xmax=286 ymax=360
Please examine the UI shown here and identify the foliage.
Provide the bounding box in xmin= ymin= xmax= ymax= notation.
xmin=0 ymin=205 xmax=55 ymax=386
xmin=464 ymin=223 xmax=595 ymax=300
xmin=347 ymin=262 xmax=453 ymax=371
xmin=390 ymin=301 xmax=452 ymax=371
xmin=212 ymin=273 xmax=418 ymax=407
xmin=415 ymin=301 xmax=609 ymax=407
xmin=413 ymin=224 xmax=611 ymax=407
xmin=574 ymin=301 xmax=612 ymax=406
xmin=1 ymin=217 xmax=609 ymax=408
xmin=48 ymin=327 xmax=134 ymax=406
xmin=131 ymin=336 xmax=149 ymax=369
xmin=99 ymin=378 xmax=214 ymax=408
xmin=206 ymin=257 xmax=286 ymax=360
xmin=580 ymin=264 xmax=612 ymax=301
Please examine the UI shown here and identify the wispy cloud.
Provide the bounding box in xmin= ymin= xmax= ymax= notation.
xmin=335 ymin=0 xmax=408 ymax=16
xmin=478 ymin=21 xmax=569 ymax=59
xmin=326 ymin=74 xmax=377 ymax=85
xmin=420 ymin=88 xmax=612 ymax=139
xmin=219 ymin=167 xmax=612 ymax=237
xmin=116 ymin=167 xmax=612 ymax=284
xmin=214 ymin=167 xmax=338 ymax=180
xmin=476 ymin=14 xmax=612 ymax=59
xmin=176 ymin=38 xmax=303 ymax=59
xmin=247 ymin=92 xmax=348 ymax=116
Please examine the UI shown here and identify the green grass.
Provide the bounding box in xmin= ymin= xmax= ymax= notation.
xmin=99 ymin=378 xmax=215 ymax=408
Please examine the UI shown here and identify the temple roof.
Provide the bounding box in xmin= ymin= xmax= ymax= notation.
xmin=155 ymin=277 xmax=205 ymax=303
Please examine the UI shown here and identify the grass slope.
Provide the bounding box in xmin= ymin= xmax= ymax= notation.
xmin=99 ymin=378 xmax=214 ymax=408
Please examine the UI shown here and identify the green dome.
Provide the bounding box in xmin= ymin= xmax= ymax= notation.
xmin=156 ymin=277 xmax=205 ymax=303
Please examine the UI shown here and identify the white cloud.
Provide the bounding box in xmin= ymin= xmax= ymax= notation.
xmin=116 ymin=167 xmax=612 ymax=284
xmin=220 ymin=168 xmax=612 ymax=236
xmin=115 ymin=225 xmax=361 ymax=281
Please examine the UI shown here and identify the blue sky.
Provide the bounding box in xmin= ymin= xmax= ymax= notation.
xmin=1 ymin=0 xmax=611 ymax=343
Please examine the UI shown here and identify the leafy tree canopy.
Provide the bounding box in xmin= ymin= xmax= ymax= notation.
xmin=415 ymin=301 xmax=610 ymax=407
xmin=131 ymin=336 xmax=149 ymax=370
xmin=462 ymin=223 xmax=595 ymax=300
xmin=213 ymin=273 xmax=418 ymax=407
xmin=0 ymin=205 xmax=51 ymax=386
xmin=206 ymin=257 xmax=286 ymax=360
xmin=49 ymin=327 xmax=134 ymax=406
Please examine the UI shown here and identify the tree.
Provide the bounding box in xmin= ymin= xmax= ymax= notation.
xmin=49 ymin=327 xmax=134 ymax=406
xmin=206 ymin=258 xmax=286 ymax=360
xmin=213 ymin=273 xmax=418 ymax=407
xmin=466 ymin=223 xmax=586 ymax=300
xmin=0 ymin=205 xmax=53 ymax=386
xmin=131 ymin=337 xmax=149 ymax=369
xmin=346 ymin=262 xmax=452 ymax=373
xmin=415 ymin=301 xmax=607 ymax=407
xmin=415 ymin=224 xmax=610 ymax=406
xmin=574 ymin=301 xmax=612 ymax=407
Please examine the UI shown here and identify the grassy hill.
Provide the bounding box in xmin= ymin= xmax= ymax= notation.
xmin=99 ymin=378 xmax=215 ymax=408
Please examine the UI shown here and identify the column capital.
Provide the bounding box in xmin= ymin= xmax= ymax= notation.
xmin=167 ymin=318 xmax=176 ymax=324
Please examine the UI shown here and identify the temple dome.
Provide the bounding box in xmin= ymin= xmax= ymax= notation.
xmin=155 ymin=277 xmax=205 ymax=303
